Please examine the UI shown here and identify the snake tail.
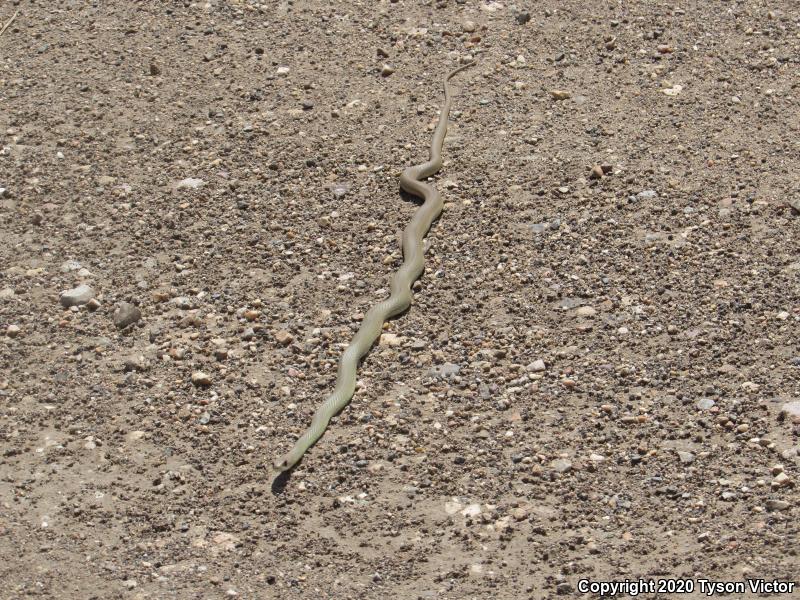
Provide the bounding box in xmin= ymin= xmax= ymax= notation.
xmin=274 ymin=62 xmax=475 ymax=472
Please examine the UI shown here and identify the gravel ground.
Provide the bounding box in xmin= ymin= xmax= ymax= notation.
xmin=1 ymin=1 xmax=799 ymax=599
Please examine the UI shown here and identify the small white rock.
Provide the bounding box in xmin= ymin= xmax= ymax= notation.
xmin=527 ymin=359 xmax=546 ymax=372
xmin=59 ymin=284 xmax=94 ymax=307
xmin=191 ymin=371 xmax=212 ymax=387
xmin=461 ymin=503 xmax=482 ymax=517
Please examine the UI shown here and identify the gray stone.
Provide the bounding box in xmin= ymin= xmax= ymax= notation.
xmin=191 ymin=371 xmax=212 ymax=387
xmin=175 ymin=177 xmax=205 ymax=190
xmin=172 ymin=296 xmax=195 ymax=309
xmin=530 ymin=222 xmax=548 ymax=234
xmin=60 ymin=284 xmax=94 ymax=307
xmin=637 ymin=190 xmax=658 ymax=200
xmin=766 ymin=499 xmax=791 ymax=512
xmin=331 ymin=183 xmax=350 ymax=198
xmin=781 ymin=401 xmax=800 ymax=423
xmin=551 ymin=459 xmax=572 ymax=473
xmin=696 ymin=398 xmax=715 ymax=410
xmin=677 ymin=451 xmax=695 ymax=465
xmin=113 ymin=302 xmax=142 ymax=329
xmin=60 ymin=260 xmax=83 ymax=272
xmin=527 ymin=359 xmax=546 ymax=372
xmin=429 ymin=363 xmax=461 ymax=378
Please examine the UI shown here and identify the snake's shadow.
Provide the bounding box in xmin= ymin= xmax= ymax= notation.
xmin=270 ymin=466 xmax=296 ymax=495
xmin=399 ymin=189 xmax=424 ymax=206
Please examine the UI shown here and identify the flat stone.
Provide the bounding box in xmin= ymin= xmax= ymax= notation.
xmin=113 ymin=302 xmax=141 ymax=329
xmin=379 ymin=333 xmax=402 ymax=347
xmin=175 ymin=177 xmax=205 ymax=190
xmin=781 ymin=401 xmax=800 ymax=423
xmin=765 ymin=499 xmax=790 ymax=512
xmin=551 ymin=459 xmax=572 ymax=473
xmin=677 ymin=451 xmax=695 ymax=465
xmin=461 ymin=503 xmax=481 ymax=517
xmin=275 ymin=330 xmax=294 ymax=346
xmin=191 ymin=371 xmax=212 ymax=387
xmin=696 ymin=398 xmax=715 ymax=410
xmin=527 ymin=359 xmax=546 ymax=372
xmin=574 ymin=306 xmax=597 ymax=317
xmin=429 ymin=363 xmax=461 ymax=378
xmin=331 ymin=182 xmax=350 ymax=198
xmin=60 ymin=284 xmax=94 ymax=307
xmin=172 ymin=296 xmax=195 ymax=309
xmin=60 ymin=260 xmax=83 ymax=272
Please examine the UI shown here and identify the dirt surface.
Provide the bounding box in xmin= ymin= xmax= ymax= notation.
xmin=1 ymin=1 xmax=799 ymax=598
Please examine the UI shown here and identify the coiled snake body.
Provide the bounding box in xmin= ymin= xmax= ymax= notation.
xmin=274 ymin=63 xmax=474 ymax=471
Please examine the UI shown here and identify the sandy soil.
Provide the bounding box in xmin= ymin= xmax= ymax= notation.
xmin=1 ymin=1 xmax=799 ymax=598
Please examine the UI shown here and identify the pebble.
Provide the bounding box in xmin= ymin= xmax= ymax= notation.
xmin=172 ymin=296 xmax=195 ymax=309
xmin=589 ymin=165 xmax=604 ymax=179
xmin=429 ymin=363 xmax=461 ymax=378
xmin=126 ymin=431 xmax=146 ymax=442
xmin=574 ymin=306 xmax=596 ymax=317
xmin=275 ymin=330 xmax=294 ymax=346
xmin=677 ymin=451 xmax=695 ymax=465
xmin=113 ymin=302 xmax=142 ymax=329
xmin=527 ymin=359 xmax=546 ymax=372
xmin=6 ymin=324 xmax=21 ymax=337
xmin=0 ymin=288 xmax=15 ymax=300
xmin=60 ymin=260 xmax=83 ymax=272
xmin=331 ymin=183 xmax=349 ymax=198
xmin=174 ymin=177 xmax=205 ymax=190
xmin=637 ymin=190 xmax=658 ymax=200
xmin=530 ymin=222 xmax=548 ymax=234
xmin=191 ymin=371 xmax=212 ymax=387
xmin=551 ymin=459 xmax=572 ymax=473
xmin=379 ymin=333 xmax=402 ymax=347
xmin=276 ymin=66 xmax=290 ymax=76
xmin=515 ymin=12 xmax=531 ymax=25
xmin=380 ymin=64 xmax=395 ymax=77
xmin=696 ymin=398 xmax=715 ymax=410
xmin=550 ymin=90 xmax=571 ymax=101
xmin=59 ymin=284 xmax=94 ymax=307
xmin=780 ymin=401 xmax=800 ymax=423
xmin=765 ymin=499 xmax=790 ymax=512
xmin=662 ymin=84 xmax=683 ymax=96
xmin=772 ymin=472 xmax=791 ymax=488
xmin=461 ymin=503 xmax=481 ymax=517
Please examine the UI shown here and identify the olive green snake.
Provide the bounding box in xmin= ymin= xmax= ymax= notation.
xmin=274 ymin=62 xmax=475 ymax=472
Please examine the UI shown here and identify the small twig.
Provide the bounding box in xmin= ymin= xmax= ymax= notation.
xmin=0 ymin=9 xmax=19 ymax=38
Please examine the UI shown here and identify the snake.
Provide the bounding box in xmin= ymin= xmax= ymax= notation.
xmin=274 ymin=62 xmax=475 ymax=472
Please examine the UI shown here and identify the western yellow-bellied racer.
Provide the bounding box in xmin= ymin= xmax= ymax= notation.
xmin=274 ymin=62 xmax=475 ymax=472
